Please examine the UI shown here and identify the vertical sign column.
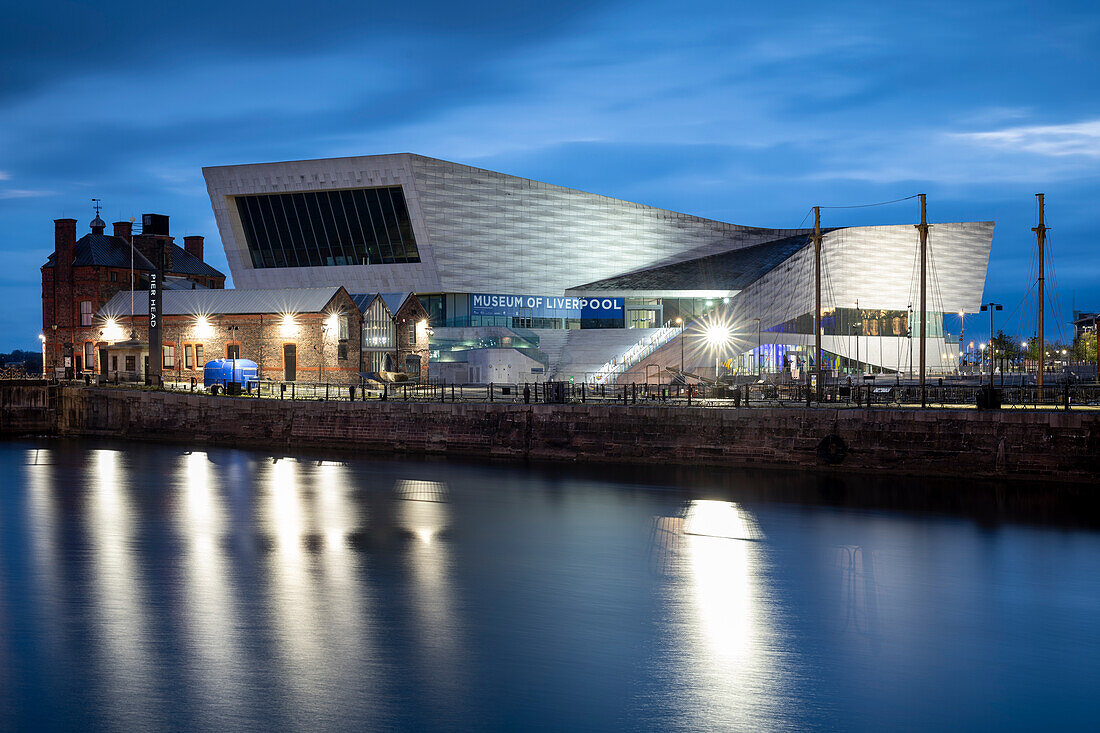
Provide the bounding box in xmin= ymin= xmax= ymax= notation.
xmin=147 ymin=248 xmax=162 ymax=386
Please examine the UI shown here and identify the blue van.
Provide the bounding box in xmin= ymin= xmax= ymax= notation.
xmin=203 ymin=359 xmax=259 ymax=394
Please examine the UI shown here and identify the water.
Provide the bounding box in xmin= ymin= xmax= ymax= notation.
xmin=0 ymin=438 xmax=1097 ymax=732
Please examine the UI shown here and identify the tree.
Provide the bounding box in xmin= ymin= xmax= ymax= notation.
xmin=1074 ymin=330 xmax=1097 ymax=363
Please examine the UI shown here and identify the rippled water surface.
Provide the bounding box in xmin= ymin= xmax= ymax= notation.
xmin=0 ymin=438 xmax=1097 ymax=731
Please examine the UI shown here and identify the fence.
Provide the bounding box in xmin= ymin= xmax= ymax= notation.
xmin=32 ymin=372 xmax=1100 ymax=410
xmin=141 ymin=377 xmax=1100 ymax=410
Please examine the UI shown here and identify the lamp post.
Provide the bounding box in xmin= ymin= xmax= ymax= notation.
xmin=752 ymin=317 xmax=762 ymax=376
xmin=959 ymin=311 xmax=965 ymax=374
xmin=226 ymin=324 xmax=239 ymax=386
xmin=980 ymin=303 xmax=1002 ymax=388
xmin=849 ymin=324 xmax=860 ymax=375
xmin=675 ymin=317 xmax=684 ymax=374
xmin=38 ymin=334 xmax=46 ymax=378
xmin=705 ymin=324 xmax=731 ymax=387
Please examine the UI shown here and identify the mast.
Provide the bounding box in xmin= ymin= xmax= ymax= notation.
xmin=916 ymin=194 xmax=929 ymax=408
xmin=812 ymin=206 xmax=823 ymax=401
xmin=1033 ymin=193 xmax=1048 ymax=401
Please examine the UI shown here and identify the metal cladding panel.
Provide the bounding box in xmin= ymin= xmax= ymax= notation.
xmin=725 ymin=222 xmax=993 ymax=330
xmin=202 ymin=154 xmax=442 ymax=294
xmin=406 ymin=155 xmax=805 ymax=294
xmin=99 ymin=287 xmax=344 ymax=318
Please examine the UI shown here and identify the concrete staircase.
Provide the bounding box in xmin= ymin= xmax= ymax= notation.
xmin=537 ymin=328 xmax=662 ymax=382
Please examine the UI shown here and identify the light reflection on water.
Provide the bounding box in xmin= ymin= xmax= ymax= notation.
xmin=1 ymin=439 xmax=1099 ymax=731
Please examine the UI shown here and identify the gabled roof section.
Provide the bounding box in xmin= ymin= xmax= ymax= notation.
xmin=167 ymin=243 xmax=224 ymax=278
xmin=350 ymin=293 xmax=388 ymax=314
xmin=43 ymin=233 xmax=155 ymax=270
xmin=380 ymin=292 xmax=413 ymax=314
xmin=569 ymin=232 xmax=834 ymax=293
xmin=43 ymin=234 xmax=224 ymax=278
xmin=99 ymin=287 xmax=344 ymax=318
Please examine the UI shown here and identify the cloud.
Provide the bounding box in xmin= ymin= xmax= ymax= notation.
xmin=0 ymin=170 xmax=8 ymax=180
xmin=954 ymin=119 xmax=1100 ymax=158
xmin=0 ymin=189 xmax=53 ymax=199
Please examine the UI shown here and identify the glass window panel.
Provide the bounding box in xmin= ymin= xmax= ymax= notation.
xmin=325 ymin=190 xmax=354 ymax=266
xmin=235 ymin=188 xmax=417 ymax=268
xmin=364 ymin=188 xmax=397 ymax=262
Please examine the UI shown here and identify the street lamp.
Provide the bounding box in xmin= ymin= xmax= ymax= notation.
xmin=675 ymin=317 xmax=684 ymax=374
xmin=849 ymin=323 xmax=860 ymax=375
xmin=705 ymin=324 xmax=731 ymax=382
xmin=752 ymin=317 xmax=762 ymax=376
xmin=979 ymin=303 xmax=1002 ymax=387
xmin=38 ymin=333 xmax=46 ymax=378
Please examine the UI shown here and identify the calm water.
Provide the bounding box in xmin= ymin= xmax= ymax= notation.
xmin=0 ymin=439 xmax=1097 ymax=732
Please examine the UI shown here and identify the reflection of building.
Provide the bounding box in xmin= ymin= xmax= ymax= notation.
xmin=41 ymin=211 xmax=225 ymax=378
xmin=203 ymin=155 xmax=993 ymax=381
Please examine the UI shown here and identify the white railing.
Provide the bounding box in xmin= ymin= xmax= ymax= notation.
xmin=590 ymin=322 xmax=682 ymax=383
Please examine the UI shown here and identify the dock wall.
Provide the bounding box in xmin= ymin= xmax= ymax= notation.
xmin=1 ymin=384 xmax=1093 ymax=480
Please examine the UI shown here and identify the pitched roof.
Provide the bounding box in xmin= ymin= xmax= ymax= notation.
xmin=98 ymin=287 xmax=345 ymax=318
xmin=569 ymin=232 xmax=832 ymax=293
xmin=43 ymin=234 xmax=224 ymax=278
xmin=350 ymin=293 xmax=386 ymax=314
xmin=380 ymin=292 xmax=413 ymax=313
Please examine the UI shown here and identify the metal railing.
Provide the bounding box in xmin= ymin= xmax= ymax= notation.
xmin=40 ymin=374 xmax=1100 ymax=410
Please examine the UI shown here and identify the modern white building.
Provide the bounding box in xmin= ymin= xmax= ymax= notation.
xmin=203 ymin=154 xmax=993 ymax=382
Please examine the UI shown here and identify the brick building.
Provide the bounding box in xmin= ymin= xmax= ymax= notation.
xmin=95 ymin=287 xmax=428 ymax=385
xmin=42 ymin=210 xmax=225 ymax=377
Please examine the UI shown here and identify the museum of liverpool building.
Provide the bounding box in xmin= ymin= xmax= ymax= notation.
xmin=202 ymin=154 xmax=993 ymax=384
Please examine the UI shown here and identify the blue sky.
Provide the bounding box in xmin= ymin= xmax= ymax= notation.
xmin=3 ymin=0 xmax=1098 ymax=350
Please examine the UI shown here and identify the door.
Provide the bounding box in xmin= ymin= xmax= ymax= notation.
xmin=404 ymin=354 xmax=421 ymax=376
xmin=283 ymin=344 xmax=296 ymax=382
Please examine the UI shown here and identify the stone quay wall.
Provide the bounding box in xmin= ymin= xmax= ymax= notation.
xmin=0 ymin=381 xmax=55 ymax=436
xmin=0 ymin=384 xmax=1088 ymax=481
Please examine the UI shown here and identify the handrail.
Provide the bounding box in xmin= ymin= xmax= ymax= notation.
xmin=590 ymin=320 xmax=681 ymax=383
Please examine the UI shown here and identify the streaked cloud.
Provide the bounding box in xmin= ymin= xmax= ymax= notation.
xmin=0 ymin=189 xmax=53 ymax=199
xmin=955 ymin=119 xmax=1100 ymax=158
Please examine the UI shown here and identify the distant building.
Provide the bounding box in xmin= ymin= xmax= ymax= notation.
xmin=1072 ymin=311 xmax=1098 ymax=344
xmin=41 ymin=210 xmax=225 ymax=377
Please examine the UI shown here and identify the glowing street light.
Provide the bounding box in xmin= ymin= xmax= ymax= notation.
xmin=675 ymin=317 xmax=684 ymax=374
xmin=705 ymin=323 xmax=732 ymax=382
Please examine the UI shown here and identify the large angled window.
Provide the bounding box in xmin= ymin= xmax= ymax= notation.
xmin=234 ymin=187 xmax=420 ymax=268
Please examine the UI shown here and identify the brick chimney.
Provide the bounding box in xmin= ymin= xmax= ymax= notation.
xmin=183 ymin=235 xmax=204 ymax=262
xmin=113 ymin=221 xmax=132 ymax=243
xmin=54 ymin=218 xmax=76 ymax=282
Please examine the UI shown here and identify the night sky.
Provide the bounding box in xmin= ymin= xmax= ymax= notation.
xmin=3 ymin=0 xmax=1098 ymax=350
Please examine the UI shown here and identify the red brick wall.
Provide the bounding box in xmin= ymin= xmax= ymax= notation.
xmin=84 ymin=290 xmax=364 ymax=384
